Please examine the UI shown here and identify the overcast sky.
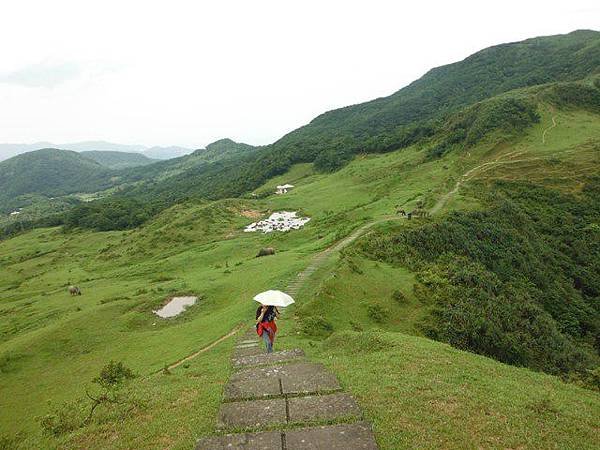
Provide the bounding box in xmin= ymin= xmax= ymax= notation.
xmin=1 ymin=0 xmax=598 ymax=148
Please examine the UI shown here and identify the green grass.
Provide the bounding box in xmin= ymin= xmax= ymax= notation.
xmin=1 ymin=104 xmax=599 ymax=448
xmin=301 ymin=330 xmax=600 ymax=450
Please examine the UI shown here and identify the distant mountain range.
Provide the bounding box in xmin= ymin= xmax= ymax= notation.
xmin=0 ymin=138 xmax=257 ymax=213
xmin=0 ymin=141 xmax=195 ymax=162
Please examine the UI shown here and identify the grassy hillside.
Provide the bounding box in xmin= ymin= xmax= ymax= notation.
xmin=0 ymin=149 xmax=115 ymax=213
xmin=1 ymin=30 xmax=599 ymax=449
xmin=134 ymin=30 xmax=600 ymax=201
xmin=80 ymin=151 xmax=157 ymax=169
xmin=1 ymin=92 xmax=599 ymax=448
xmin=49 ymin=31 xmax=600 ymax=231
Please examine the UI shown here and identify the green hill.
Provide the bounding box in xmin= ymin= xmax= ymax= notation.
xmin=62 ymin=30 xmax=600 ymax=214
xmin=80 ymin=151 xmax=157 ymax=169
xmin=0 ymin=30 xmax=599 ymax=449
xmin=0 ymin=149 xmax=115 ymax=213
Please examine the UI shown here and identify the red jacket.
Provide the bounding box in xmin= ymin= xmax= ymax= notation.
xmin=257 ymin=321 xmax=277 ymax=341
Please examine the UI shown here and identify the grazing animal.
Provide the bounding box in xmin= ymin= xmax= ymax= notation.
xmin=256 ymin=247 xmax=276 ymax=258
xmin=411 ymin=208 xmax=430 ymax=218
xmin=396 ymin=208 xmax=407 ymax=216
xmin=68 ymin=285 xmax=81 ymax=296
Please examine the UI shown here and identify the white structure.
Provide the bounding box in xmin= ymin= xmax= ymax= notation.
xmin=9 ymin=211 xmax=21 ymax=216
xmin=244 ymin=211 xmax=310 ymax=233
xmin=275 ymin=184 xmax=294 ymax=194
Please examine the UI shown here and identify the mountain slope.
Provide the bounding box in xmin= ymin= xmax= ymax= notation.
xmin=80 ymin=151 xmax=157 ymax=169
xmin=0 ymin=149 xmax=114 ymax=212
xmin=104 ymin=30 xmax=600 ymax=204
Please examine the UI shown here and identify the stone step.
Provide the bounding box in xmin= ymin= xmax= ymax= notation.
xmin=286 ymin=422 xmax=378 ymax=450
xmin=236 ymin=343 xmax=259 ymax=349
xmin=196 ymin=422 xmax=377 ymax=449
xmin=219 ymin=398 xmax=286 ymax=429
xmin=288 ymin=392 xmax=362 ymax=423
xmin=232 ymin=348 xmax=305 ymax=369
xmin=218 ymin=392 xmax=361 ymax=429
xmin=196 ymin=430 xmax=283 ymax=449
xmin=233 ymin=345 xmax=264 ymax=358
xmin=224 ymin=362 xmax=340 ymax=401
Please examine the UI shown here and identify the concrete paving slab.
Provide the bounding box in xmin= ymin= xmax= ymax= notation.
xmin=288 ymin=392 xmax=361 ymax=422
xmin=279 ymin=362 xmax=340 ymax=395
xmin=233 ymin=345 xmax=265 ymax=358
xmin=219 ymin=398 xmax=286 ymax=428
xmin=224 ymin=365 xmax=285 ymax=400
xmin=237 ymin=343 xmax=259 ymax=349
xmin=195 ymin=431 xmax=282 ymax=450
xmin=285 ymin=422 xmax=378 ymax=450
xmin=238 ymin=339 xmax=259 ymax=345
xmin=232 ymin=349 xmax=304 ymax=368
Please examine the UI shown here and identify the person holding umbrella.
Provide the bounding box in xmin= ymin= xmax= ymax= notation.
xmin=254 ymin=290 xmax=295 ymax=354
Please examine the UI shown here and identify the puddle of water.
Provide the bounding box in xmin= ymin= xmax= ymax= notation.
xmin=153 ymin=296 xmax=198 ymax=318
xmin=244 ymin=211 xmax=310 ymax=233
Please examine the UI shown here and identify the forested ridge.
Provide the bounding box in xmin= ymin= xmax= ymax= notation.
xmin=357 ymin=179 xmax=600 ymax=383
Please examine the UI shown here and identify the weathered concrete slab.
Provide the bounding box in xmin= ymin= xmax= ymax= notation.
xmin=195 ymin=431 xmax=282 ymax=450
xmin=237 ymin=342 xmax=259 ymax=349
xmin=233 ymin=345 xmax=265 ymax=358
xmin=219 ymin=398 xmax=286 ymax=428
xmin=225 ymin=362 xmax=340 ymax=400
xmin=233 ymin=348 xmax=304 ymax=368
xmin=279 ymin=362 xmax=340 ymax=395
xmin=224 ymin=365 xmax=284 ymax=400
xmin=285 ymin=422 xmax=378 ymax=450
xmin=238 ymin=339 xmax=259 ymax=345
xmin=288 ymin=392 xmax=361 ymax=422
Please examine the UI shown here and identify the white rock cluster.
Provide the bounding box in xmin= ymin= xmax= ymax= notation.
xmin=244 ymin=211 xmax=310 ymax=233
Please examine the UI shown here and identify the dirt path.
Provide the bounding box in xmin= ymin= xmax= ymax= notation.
xmin=542 ymin=109 xmax=557 ymax=144
xmin=286 ymin=216 xmax=400 ymax=297
xmin=163 ymin=323 xmax=244 ymax=371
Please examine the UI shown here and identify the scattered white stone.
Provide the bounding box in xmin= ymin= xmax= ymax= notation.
xmin=153 ymin=296 xmax=197 ymax=318
xmin=9 ymin=211 xmax=20 ymax=216
xmin=244 ymin=211 xmax=310 ymax=233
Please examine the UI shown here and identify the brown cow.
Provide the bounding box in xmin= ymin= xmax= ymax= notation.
xmin=68 ymin=285 xmax=81 ymax=296
xmin=256 ymin=247 xmax=276 ymax=257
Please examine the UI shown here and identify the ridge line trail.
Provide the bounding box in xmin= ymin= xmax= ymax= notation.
xmin=542 ymin=106 xmax=558 ymax=144
xmin=432 ymin=109 xmax=559 ymax=215
xmin=285 ymin=216 xmax=401 ymax=296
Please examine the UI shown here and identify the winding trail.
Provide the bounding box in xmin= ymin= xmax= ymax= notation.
xmin=542 ymin=112 xmax=557 ymax=145
xmin=285 ymin=215 xmax=399 ymax=297
xmin=163 ymin=323 xmax=244 ymax=372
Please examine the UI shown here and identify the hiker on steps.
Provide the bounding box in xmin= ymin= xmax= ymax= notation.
xmin=255 ymin=305 xmax=279 ymax=353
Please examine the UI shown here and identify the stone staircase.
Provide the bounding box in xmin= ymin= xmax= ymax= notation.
xmin=195 ymin=327 xmax=378 ymax=449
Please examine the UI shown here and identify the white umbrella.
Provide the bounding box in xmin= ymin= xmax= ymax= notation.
xmin=253 ymin=290 xmax=295 ymax=307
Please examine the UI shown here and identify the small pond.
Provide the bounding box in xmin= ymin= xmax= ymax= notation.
xmin=153 ymin=296 xmax=198 ymax=318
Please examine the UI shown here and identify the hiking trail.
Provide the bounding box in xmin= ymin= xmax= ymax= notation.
xmin=285 ymin=216 xmax=399 ymax=298
xmin=195 ymin=327 xmax=378 ymax=449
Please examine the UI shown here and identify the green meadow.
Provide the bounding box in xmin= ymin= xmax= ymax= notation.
xmin=1 ymin=104 xmax=600 ymax=449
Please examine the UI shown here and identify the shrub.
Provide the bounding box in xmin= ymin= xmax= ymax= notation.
xmin=367 ymin=304 xmax=386 ymax=323
xmin=94 ymin=361 xmax=135 ymax=389
xmin=357 ymin=179 xmax=600 ymax=377
xmin=391 ymin=290 xmax=407 ymax=303
xmin=301 ymin=315 xmax=334 ymax=337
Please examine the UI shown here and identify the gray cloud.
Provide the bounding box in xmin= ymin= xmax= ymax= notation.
xmin=0 ymin=61 xmax=80 ymax=88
